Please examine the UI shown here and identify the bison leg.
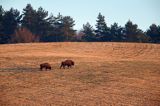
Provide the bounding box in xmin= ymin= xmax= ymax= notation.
xmin=60 ymin=65 xmax=65 ymax=69
xmin=40 ymin=66 xmax=43 ymax=71
xmin=48 ymin=67 xmax=51 ymax=70
xmin=67 ymin=65 xmax=70 ymax=68
xmin=45 ymin=67 xmax=50 ymax=71
xmin=60 ymin=65 xmax=63 ymax=69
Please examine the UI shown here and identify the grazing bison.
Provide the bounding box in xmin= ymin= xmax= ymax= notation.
xmin=40 ymin=63 xmax=51 ymax=71
xmin=60 ymin=60 xmax=74 ymax=69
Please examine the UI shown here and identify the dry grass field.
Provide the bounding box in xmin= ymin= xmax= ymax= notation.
xmin=0 ymin=42 xmax=160 ymax=106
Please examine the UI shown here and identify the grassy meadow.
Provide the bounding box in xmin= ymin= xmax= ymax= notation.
xmin=0 ymin=42 xmax=160 ymax=106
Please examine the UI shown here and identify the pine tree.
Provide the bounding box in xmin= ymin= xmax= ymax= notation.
xmin=110 ymin=23 xmax=126 ymax=42
xmin=61 ymin=16 xmax=76 ymax=41
xmin=21 ymin=4 xmax=37 ymax=33
xmin=81 ymin=22 xmax=96 ymax=41
xmin=124 ymin=20 xmax=141 ymax=42
xmin=35 ymin=6 xmax=50 ymax=41
xmin=22 ymin=4 xmax=50 ymax=41
xmin=0 ymin=5 xmax=4 ymax=35
xmin=146 ymin=24 xmax=160 ymax=43
xmin=0 ymin=7 xmax=21 ymax=43
xmin=3 ymin=8 xmax=21 ymax=35
xmin=124 ymin=20 xmax=149 ymax=42
xmin=0 ymin=5 xmax=5 ymax=43
xmin=95 ymin=13 xmax=110 ymax=41
xmin=45 ymin=13 xmax=65 ymax=42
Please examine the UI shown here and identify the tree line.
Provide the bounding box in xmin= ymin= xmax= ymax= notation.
xmin=0 ymin=4 xmax=160 ymax=44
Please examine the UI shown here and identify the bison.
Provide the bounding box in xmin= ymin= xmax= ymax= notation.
xmin=40 ymin=63 xmax=51 ymax=71
xmin=60 ymin=60 xmax=74 ymax=69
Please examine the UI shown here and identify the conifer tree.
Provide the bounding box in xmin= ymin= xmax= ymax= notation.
xmin=95 ymin=13 xmax=110 ymax=41
xmin=82 ymin=22 xmax=96 ymax=41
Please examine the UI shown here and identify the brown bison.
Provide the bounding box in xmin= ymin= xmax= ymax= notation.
xmin=40 ymin=63 xmax=51 ymax=71
xmin=60 ymin=60 xmax=74 ymax=69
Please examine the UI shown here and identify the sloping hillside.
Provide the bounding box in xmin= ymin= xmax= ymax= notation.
xmin=0 ymin=42 xmax=160 ymax=106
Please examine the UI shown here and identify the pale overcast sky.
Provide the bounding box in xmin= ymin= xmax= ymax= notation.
xmin=0 ymin=0 xmax=160 ymax=31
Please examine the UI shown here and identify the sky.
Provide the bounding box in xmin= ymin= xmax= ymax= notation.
xmin=0 ymin=0 xmax=160 ymax=31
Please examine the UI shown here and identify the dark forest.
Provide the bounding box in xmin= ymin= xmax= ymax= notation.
xmin=0 ymin=4 xmax=160 ymax=44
